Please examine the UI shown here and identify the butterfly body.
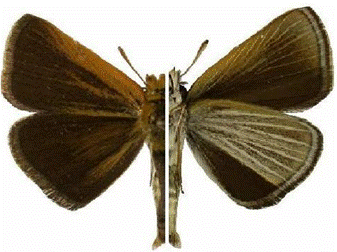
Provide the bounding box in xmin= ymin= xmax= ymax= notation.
xmin=169 ymin=69 xmax=187 ymax=248
xmin=142 ymin=74 xmax=166 ymax=249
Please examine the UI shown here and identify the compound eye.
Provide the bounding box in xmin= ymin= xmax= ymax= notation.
xmin=180 ymin=85 xmax=188 ymax=100
xmin=169 ymin=86 xmax=173 ymax=95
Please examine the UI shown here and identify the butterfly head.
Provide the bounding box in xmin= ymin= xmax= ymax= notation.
xmin=169 ymin=40 xmax=208 ymax=110
xmin=169 ymin=68 xmax=187 ymax=111
xmin=144 ymin=74 xmax=165 ymax=102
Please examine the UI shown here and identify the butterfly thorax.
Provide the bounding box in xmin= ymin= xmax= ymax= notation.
xmin=141 ymin=74 xmax=165 ymax=135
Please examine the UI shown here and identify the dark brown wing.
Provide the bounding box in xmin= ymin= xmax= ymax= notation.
xmin=2 ymin=14 xmax=144 ymax=117
xmin=9 ymin=113 xmax=146 ymax=210
xmin=187 ymin=7 xmax=332 ymax=111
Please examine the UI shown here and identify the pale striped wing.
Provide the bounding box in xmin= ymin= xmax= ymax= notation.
xmin=186 ymin=100 xmax=322 ymax=208
xmin=186 ymin=7 xmax=332 ymax=112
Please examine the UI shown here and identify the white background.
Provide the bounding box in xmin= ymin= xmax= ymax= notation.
xmin=1 ymin=3 xmax=336 ymax=252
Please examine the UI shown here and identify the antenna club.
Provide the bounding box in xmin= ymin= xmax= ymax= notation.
xmin=181 ymin=40 xmax=209 ymax=77
xmin=118 ymin=46 xmax=146 ymax=85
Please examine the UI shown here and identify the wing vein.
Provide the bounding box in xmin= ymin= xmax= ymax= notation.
xmin=190 ymin=121 xmax=307 ymax=158
xmin=196 ymin=130 xmax=288 ymax=181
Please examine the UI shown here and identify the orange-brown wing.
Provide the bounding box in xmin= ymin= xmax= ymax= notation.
xmin=9 ymin=113 xmax=146 ymax=210
xmin=2 ymin=14 xmax=144 ymax=117
xmin=1 ymin=14 xmax=147 ymax=210
xmin=187 ymin=7 xmax=332 ymax=112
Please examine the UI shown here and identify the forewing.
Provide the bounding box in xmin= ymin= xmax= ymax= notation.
xmin=2 ymin=14 xmax=144 ymax=116
xmin=186 ymin=100 xmax=322 ymax=208
xmin=187 ymin=7 xmax=332 ymax=111
xmin=9 ymin=113 xmax=146 ymax=210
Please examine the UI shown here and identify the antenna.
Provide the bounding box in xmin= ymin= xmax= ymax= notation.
xmin=181 ymin=40 xmax=209 ymax=77
xmin=118 ymin=46 xmax=146 ymax=85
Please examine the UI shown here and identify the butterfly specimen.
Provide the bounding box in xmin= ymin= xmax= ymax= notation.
xmin=2 ymin=14 xmax=165 ymax=248
xmin=2 ymin=7 xmax=333 ymax=250
xmin=169 ymin=7 xmax=332 ymax=248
